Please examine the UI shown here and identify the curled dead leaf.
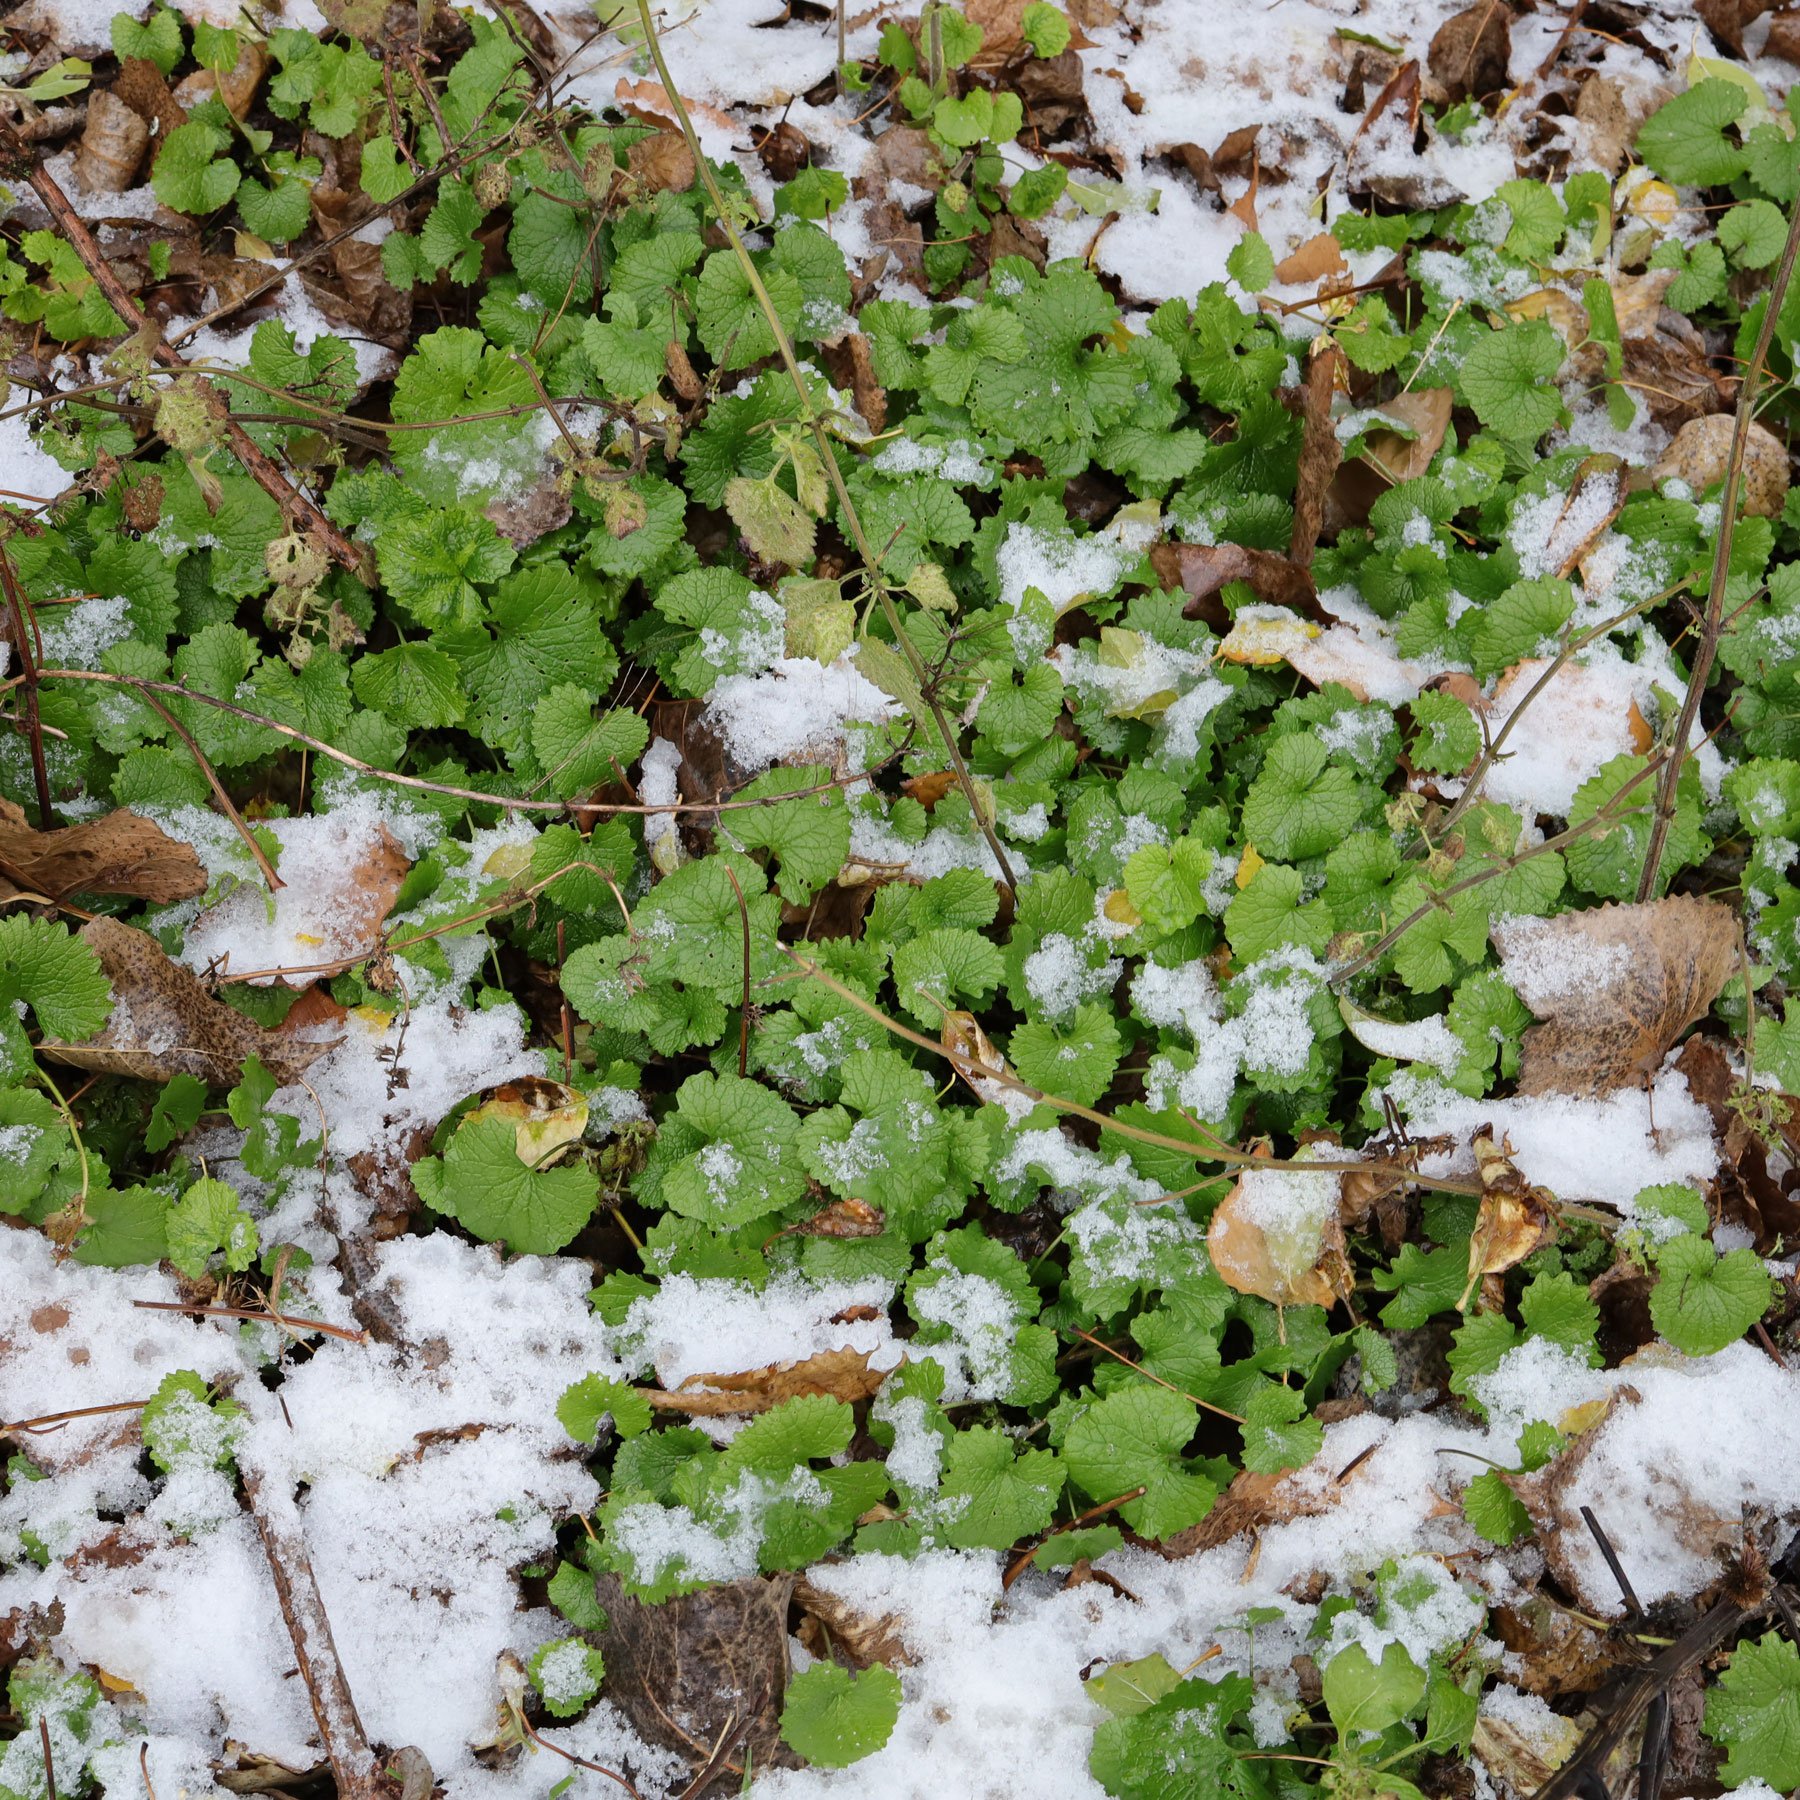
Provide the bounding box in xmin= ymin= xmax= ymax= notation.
xmin=793 ymin=1575 xmax=913 ymax=1668
xmin=1461 ymin=1132 xmax=1560 ymax=1307
xmin=73 ymin=90 xmax=148 ymax=193
xmin=640 ymin=1346 xmax=893 ymax=1418
xmin=1493 ymin=898 xmax=1739 ymax=1098
xmin=1151 ymin=542 xmax=1322 ymax=629
xmin=0 ymin=800 xmax=206 ymax=904
xmin=773 ymin=1197 xmax=887 ymax=1242
xmin=38 ymin=917 xmax=338 ymax=1086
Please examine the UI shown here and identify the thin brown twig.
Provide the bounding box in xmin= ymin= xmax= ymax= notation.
xmin=631 ymin=0 xmax=1020 ymax=903
xmin=517 ymin=1714 xmax=643 ymax=1798
xmin=0 ymin=542 xmax=53 ymax=826
xmin=39 ymin=1718 xmax=55 ymax=1800
xmin=1066 ymin=1325 xmax=1246 ymax=1423
xmin=0 ymin=1398 xmax=150 ymax=1436
xmin=242 ymin=1469 xmax=384 ymax=1800
xmin=129 ymin=1298 xmax=369 ymax=1342
xmin=1002 ymin=1484 xmax=1148 ymax=1590
xmin=1329 ymin=756 xmax=1667 ymax=986
xmin=32 ymin=666 xmax=904 ymax=821
xmin=1636 ymin=193 xmax=1800 ymax=902
xmin=124 ymin=683 xmax=285 ymax=892
xmin=1 ymin=129 xmax=362 ymax=572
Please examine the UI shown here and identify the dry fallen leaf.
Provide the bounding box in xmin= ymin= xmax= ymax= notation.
xmin=1290 ymin=341 xmax=1344 ymax=568
xmin=640 ymin=1346 xmax=893 ymax=1418
xmin=775 ymin=1197 xmax=887 ymax=1242
xmin=0 ymin=801 xmax=207 ymax=905
xmin=793 ymin=1575 xmax=913 ymax=1669
xmin=1151 ymin=542 xmax=1322 ymax=629
xmin=38 ymin=917 xmax=338 ymax=1086
xmin=1653 ymin=414 xmax=1791 ymax=520
xmin=1206 ymin=1163 xmax=1349 ymax=1310
xmin=1493 ymin=898 xmax=1739 ymax=1097
xmin=1273 ymin=232 xmax=1348 ymax=287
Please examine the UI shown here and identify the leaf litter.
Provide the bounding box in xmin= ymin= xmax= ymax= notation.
xmin=4 ymin=0 xmax=1800 ymax=1797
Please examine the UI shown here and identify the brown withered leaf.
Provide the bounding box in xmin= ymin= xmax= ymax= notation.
xmin=1290 ymin=341 xmax=1344 ymax=568
xmin=73 ymin=90 xmax=149 ymax=193
xmin=641 ymin=1347 xmax=893 ymax=1418
xmin=1504 ymin=1385 xmax=1748 ymax=1615
xmin=1329 ymin=386 xmax=1455 ymax=533
xmin=1461 ymin=1132 xmax=1559 ymax=1306
xmin=466 ymin=1076 xmax=588 ymax=1166
xmin=1695 ymin=0 xmax=1771 ymax=56
xmin=778 ymin=1197 xmax=886 ymax=1241
xmin=1273 ymin=232 xmax=1348 ymax=288
xmin=0 ymin=801 xmax=206 ymax=904
xmin=942 ymin=1006 xmax=1009 ymax=1099
xmin=1150 ymin=542 xmax=1322 ymax=629
xmin=902 ymin=769 xmax=958 ymax=809
xmin=1206 ymin=1165 xmax=1350 ymax=1311
xmin=38 ymin=917 xmax=338 ymax=1086
xmin=1493 ymin=898 xmax=1739 ymax=1098
xmin=1427 ymin=1 xmax=1513 ymax=102
xmin=589 ymin=1572 xmax=799 ymax=1776
xmin=793 ymin=1575 xmax=913 ymax=1669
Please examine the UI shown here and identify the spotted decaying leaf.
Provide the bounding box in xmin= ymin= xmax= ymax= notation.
xmin=942 ymin=1006 xmax=1009 ymax=1099
xmin=0 ymin=800 xmax=207 ymax=905
xmin=38 ymin=917 xmax=337 ymax=1086
xmin=640 ymin=1346 xmax=894 ymax=1418
xmin=1493 ymin=897 xmax=1740 ymax=1098
xmin=1461 ymin=1131 xmax=1560 ymax=1307
xmin=466 ymin=1076 xmax=589 ymax=1166
xmin=774 ymin=1196 xmax=886 ymax=1242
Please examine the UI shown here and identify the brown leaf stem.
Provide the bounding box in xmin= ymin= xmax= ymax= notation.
xmin=1635 ymin=192 xmax=1800 ymax=901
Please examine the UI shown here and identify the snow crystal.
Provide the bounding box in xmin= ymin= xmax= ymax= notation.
xmin=704 ymin=650 xmax=900 ymax=773
xmin=605 ymin=1272 xmax=902 ymax=1390
xmin=1022 ymin=932 xmax=1120 ymax=1018
xmin=640 ymin=735 xmax=684 ymax=869
xmin=36 ymin=596 xmax=133 ymax=670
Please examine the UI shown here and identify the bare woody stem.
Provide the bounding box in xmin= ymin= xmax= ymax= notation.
xmin=629 ymin=0 xmax=1021 ymax=903
xmin=1634 ymin=192 xmax=1800 ymax=901
xmin=241 ymin=1469 xmax=391 ymax=1800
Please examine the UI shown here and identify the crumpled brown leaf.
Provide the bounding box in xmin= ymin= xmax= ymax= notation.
xmin=1504 ymin=1385 xmax=1746 ymax=1615
xmin=38 ymin=917 xmax=338 ymax=1086
xmin=1462 ymin=1132 xmax=1560 ymax=1307
xmin=1289 ymin=341 xmax=1344 ymax=568
xmin=640 ymin=1346 xmax=893 ymax=1418
xmin=1427 ymin=1 xmax=1513 ymax=103
xmin=0 ymin=800 xmax=206 ymax=904
xmin=1150 ymin=542 xmax=1322 ymax=629
xmin=1493 ymin=898 xmax=1739 ymax=1098
xmin=589 ymin=1571 xmax=800 ymax=1776
xmin=793 ymin=1574 xmax=913 ymax=1668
